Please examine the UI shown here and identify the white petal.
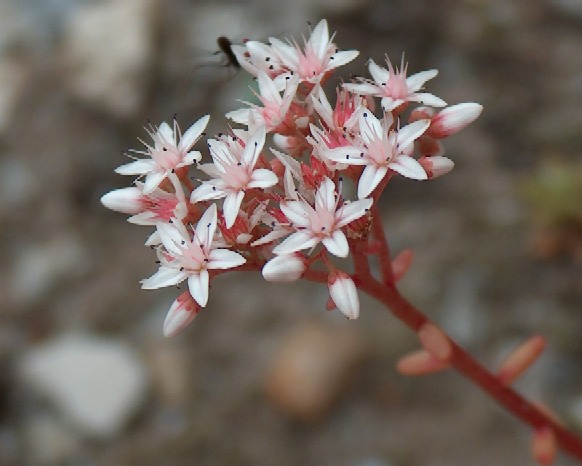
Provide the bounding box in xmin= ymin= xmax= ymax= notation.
xmin=322 ymin=230 xmax=349 ymax=258
xmin=389 ymin=156 xmax=427 ymax=180
xmin=310 ymin=19 xmax=330 ymax=60
xmin=405 ymin=69 xmax=438 ymax=92
xmin=324 ymin=146 xmax=369 ymax=166
xmin=271 ymin=148 xmax=303 ymax=181
xmin=226 ymin=108 xmax=251 ymax=125
xmin=359 ymin=111 xmax=383 ymax=144
xmin=157 ymin=222 xmax=186 ymax=256
xmin=248 ymin=168 xmax=278 ymax=189
xmin=368 ymin=59 xmax=389 ymax=84
xmin=141 ymin=266 xmax=187 ymax=289
xmin=280 ymin=201 xmax=311 ymax=228
xmin=408 ymin=92 xmax=447 ymax=107
xmin=380 ymin=96 xmax=400 ymax=112
xmin=114 ymin=159 xmax=155 ymax=176
xmin=163 ymin=292 xmax=200 ymax=337
xmin=269 ymin=37 xmax=299 ymax=68
xmin=251 ymin=228 xmax=290 ymax=246
xmin=272 ymin=230 xmax=318 ymax=255
xmin=242 ymin=125 xmax=266 ymax=168
xmin=190 ymin=181 xmax=227 ymax=203
xmin=222 ymin=191 xmax=245 ymax=229
xmin=336 ymin=198 xmax=373 ymax=227
xmin=343 ymin=82 xmax=379 ymax=96
xmin=208 ymin=248 xmax=246 ymax=269
xmin=358 ymin=165 xmax=387 ymax=199
xmin=396 ymin=119 xmax=430 ymax=149
xmin=188 ymin=270 xmax=209 ymax=307
xmin=178 ymin=115 xmax=209 ymax=153
xmin=315 ymin=177 xmax=336 ymax=213
xmin=143 ymin=171 xmax=167 ymax=194
xmin=195 ymin=203 xmax=217 ymax=247
xmin=257 ymin=71 xmax=282 ymax=104
xmin=262 ymin=254 xmax=305 ymax=282
xmin=182 ymin=150 xmax=202 ymax=165
xmin=329 ymin=274 xmax=359 ymax=319
xmin=157 ymin=122 xmax=175 ymax=146
xmin=100 ymin=187 xmax=143 ymax=214
xmin=328 ymin=50 xmax=359 ymax=69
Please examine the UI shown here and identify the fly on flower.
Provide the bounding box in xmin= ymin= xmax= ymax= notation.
xmin=215 ymin=36 xmax=242 ymax=70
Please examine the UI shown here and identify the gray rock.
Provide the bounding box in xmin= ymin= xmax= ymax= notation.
xmin=20 ymin=334 xmax=148 ymax=439
xmin=62 ymin=0 xmax=158 ymax=117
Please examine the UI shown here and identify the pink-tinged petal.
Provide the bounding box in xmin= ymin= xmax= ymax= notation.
xmin=418 ymin=156 xmax=454 ymax=179
xmin=269 ymin=37 xmax=299 ymax=68
xmin=144 ymin=229 xmax=160 ymax=246
xmin=336 ymin=198 xmax=373 ymax=227
xmin=324 ymin=146 xmax=368 ymax=165
xmin=248 ymin=168 xmax=278 ymax=189
xmin=428 ymin=102 xmax=483 ymax=139
xmin=310 ymin=19 xmax=330 ymax=60
xmin=271 ymin=148 xmax=302 ymax=181
xmin=262 ymin=254 xmax=305 ymax=282
xmin=128 ymin=211 xmax=156 ymax=225
xmin=328 ymin=50 xmax=359 ymax=69
xmin=198 ymin=162 xmax=221 ymax=178
xmin=322 ymin=230 xmax=349 ymax=258
xmin=311 ymin=86 xmax=334 ymax=128
xmin=178 ymin=114 xmax=209 ymax=153
xmin=273 ymin=230 xmax=318 ymax=255
xmin=251 ymin=228 xmax=290 ymax=246
xmin=358 ymin=165 xmax=388 ymax=199
xmin=196 ymin=204 xmax=217 ymax=247
xmin=280 ymin=201 xmax=311 ymax=227
xmin=389 ymin=156 xmax=427 ymax=180
xmin=143 ymin=171 xmax=167 ymax=194
xmin=396 ymin=119 xmax=431 ymax=149
xmin=141 ymin=266 xmax=187 ymax=289
xmin=405 ymin=69 xmax=438 ymax=92
xmin=114 ymin=159 xmax=155 ymax=176
xmin=223 ymin=191 xmax=245 ymax=229
xmin=343 ymin=82 xmax=379 ymax=96
xmin=208 ymin=248 xmax=246 ymax=269
xmin=314 ymin=177 xmax=336 ymax=212
xmin=368 ymin=59 xmax=389 ymax=84
xmin=190 ymin=181 xmax=227 ymax=203
xmin=328 ymin=272 xmax=359 ymax=319
xmin=100 ymin=187 xmax=143 ymax=214
xmin=408 ymin=92 xmax=447 ymax=107
xmin=163 ymin=291 xmax=200 ymax=337
xmin=242 ymin=125 xmax=266 ymax=168
xmin=188 ymin=270 xmax=209 ymax=307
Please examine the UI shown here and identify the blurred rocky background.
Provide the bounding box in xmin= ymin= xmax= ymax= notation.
xmin=1 ymin=0 xmax=581 ymax=465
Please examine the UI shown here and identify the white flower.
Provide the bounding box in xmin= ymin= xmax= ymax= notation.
xmin=269 ymin=19 xmax=359 ymax=84
xmin=328 ymin=271 xmax=359 ymax=319
xmin=190 ymin=126 xmax=277 ymax=229
xmin=141 ymin=204 xmax=246 ymax=307
xmin=345 ymin=58 xmax=445 ymax=112
xmin=324 ymin=112 xmax=430 ymax=198
xmin=273 ymin=177 xmax=373 ymax=258
xmin=115 ymin=115 xmax=209 ymax=193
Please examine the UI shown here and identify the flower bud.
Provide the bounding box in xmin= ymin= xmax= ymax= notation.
xmin=328 ymin=271 xmax=359 ymax=320
xmin=100 ymin=187 xmax=144 ymax=214
xmin=163 ymin=291 xmax=201 ymax=337
xmin=427 ymin=103 xmax=483 ymax=139
xmin=262 ymin=254 xmax=305 ymax=283
xmin=418 ymin=156 xmax=454 ymax=179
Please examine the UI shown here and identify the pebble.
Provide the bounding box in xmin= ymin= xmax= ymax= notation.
xmin=62 ymin=0 xmax=157 ymax=117
xmin=19 ymin=334 xmax=149 ymax=439
xmin=264 ymin=322 xmax=367 ymax=423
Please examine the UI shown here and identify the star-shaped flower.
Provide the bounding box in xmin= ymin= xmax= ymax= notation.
xmin=115 ymin=115 xmax=209 ymax=193
xmin=190 ymin=126 xmax=278 ymax=228
xmin=273 ymin=177 xmax=373 ymax=258
xmin=141 ymin=204 xmax=246 ymax=307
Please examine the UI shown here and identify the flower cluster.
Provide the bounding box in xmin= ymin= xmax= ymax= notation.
xmin=102 ymin=19 xmax=482 ymax=337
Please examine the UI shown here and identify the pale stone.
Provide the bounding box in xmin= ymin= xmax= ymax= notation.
xmin=264 ymin=322 xmax=367 ymax=422
xmin=62 ymin=0 xmax=157 ymax=117
xmin=20 ymin=334 xmax=148 ymax=438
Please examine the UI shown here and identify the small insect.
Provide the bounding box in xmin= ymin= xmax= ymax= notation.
xmin=215 ymin=36 xmax=241 ymax=70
